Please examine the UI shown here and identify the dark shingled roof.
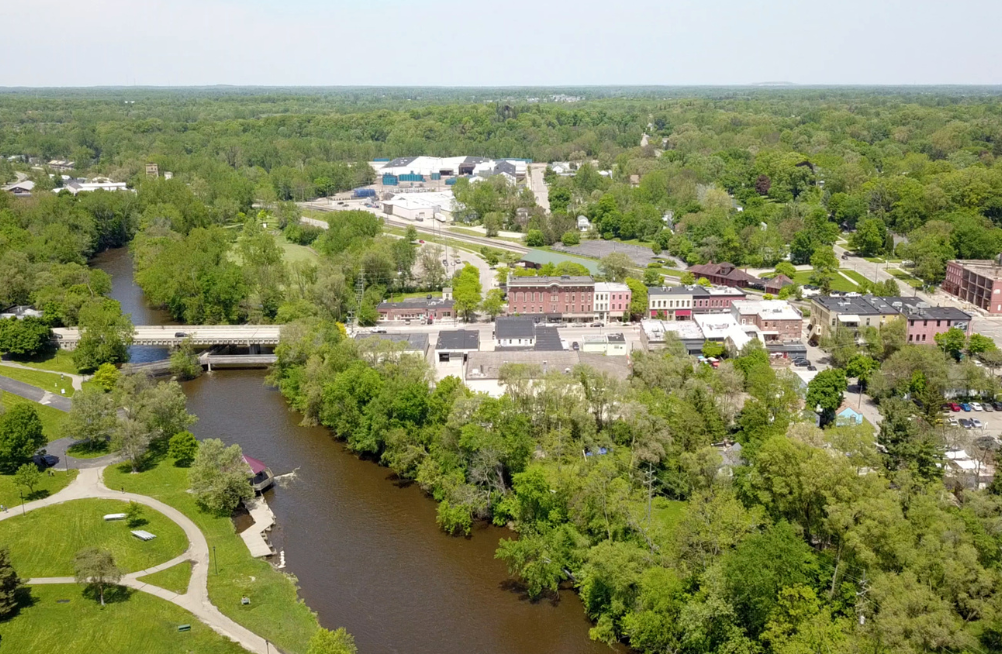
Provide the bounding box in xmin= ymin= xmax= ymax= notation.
xmin=495 ymin=316 xmax=537 ymax=340
xmin=436 ymin=329 xmax=480 ymax=351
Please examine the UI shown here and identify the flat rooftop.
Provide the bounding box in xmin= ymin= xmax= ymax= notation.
xmin=436 ymin=329 xmax=480 ymax=351
xmin=952 ymin=260 xmax=1002 ymax=280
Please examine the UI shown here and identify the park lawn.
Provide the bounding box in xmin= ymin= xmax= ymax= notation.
xmin=67 ymin=440 xmax=111 ymax=459
xmin=2 ymin=349 xmax=79 ymax=374
xmin=104 ymin=458 xmax=319 ymax=654
xmin=0 ymin=584 xmax=245 ymax=654
xmin=0 ymin=498 xmax=188 ymax=577
xmin=278 ymin=235 xmax=320 ymax=266
xmin=0 ymin=363 xmax=75 ymax=397
xmin=789 ymin=270 xmax=858 ymax=293
xmin=0 ymin=470 xmax=76 ymax=509
xmin=138 ymin=560 xmax=193 ymax=594
xmin=0 ymin=393 xmax=65 ymax=442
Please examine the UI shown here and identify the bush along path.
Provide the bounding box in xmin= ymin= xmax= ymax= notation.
xmin=0 ymin=467 xmax=273 ymax=654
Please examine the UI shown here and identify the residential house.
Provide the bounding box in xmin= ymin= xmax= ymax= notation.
xmin=494 ymin=316 xmax=537 ymax=348
xmin=836 ymin=405 xmax=864 ymax=426
xmin=2 ymin=180 xmax=34 ymax=196
xmin=505 ymin=276 xmax=595 ymax=322
xmin=593 ymin=282 xmax=631 ymax=322
xmin=763 ymin=274 xmax=794 ymax=295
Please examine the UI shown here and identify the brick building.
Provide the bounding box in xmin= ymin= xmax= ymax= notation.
xmin=943 ymin=260 xmax=1002 ymax=314
xmin=593 ymin=282 xmax=632 ymax=322
xmin=377 ymin=296 xmax=454 ymax=322
xmin=809 ymin=295 xmax=971 ymax=344
xmin=647 ymin=285 xmax=746 ymax=319
xmin=730 ymin=300 xmax=803 ymax=344
xmin=506 ymin=276 xmax=595 ymax=322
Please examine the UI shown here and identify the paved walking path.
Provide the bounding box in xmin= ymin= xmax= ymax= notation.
xmin=1 ymin=467 xmax=272 ymax=654
xmin=0 ymin=374 xmax=73 ymax=411
xmin=0 ymin=361 xmax=89 ymax=391
xmin=45 ymin=437 xmax=123 ymax=469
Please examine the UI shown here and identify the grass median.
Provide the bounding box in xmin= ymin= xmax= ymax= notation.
xmin=0 ymin=498 xmax=188 ymax=577
xmin=104 ymin=456 xmax=319 ymax=653
xmin=137 ymin=560 xmax=193 ymax=594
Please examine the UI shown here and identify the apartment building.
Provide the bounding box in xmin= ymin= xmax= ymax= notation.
xmin=943 ymin=260 xmax=1002 ymax=313
xmin=505 ymin=276 xmax=595 ymax=322
xmin=593 ymin=282 xmax=632 ymax=322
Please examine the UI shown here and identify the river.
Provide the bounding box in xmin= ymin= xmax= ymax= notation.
xmin=92 ymin=247 xmax=611 ymax=654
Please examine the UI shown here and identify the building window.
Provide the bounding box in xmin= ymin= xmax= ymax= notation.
xmin=908 ymin=334 xmax=913 ymax=342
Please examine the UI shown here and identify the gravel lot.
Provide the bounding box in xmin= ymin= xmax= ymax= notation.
xmin=551 ymin=240 xmax=680 ymax=267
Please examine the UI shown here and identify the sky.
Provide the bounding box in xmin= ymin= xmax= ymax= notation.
xmin=2 ymin=0 xmax=1000 ymax=87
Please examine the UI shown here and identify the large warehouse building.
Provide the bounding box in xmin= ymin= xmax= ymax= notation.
xmin=375 ymin=156 xmax=527 ymax=182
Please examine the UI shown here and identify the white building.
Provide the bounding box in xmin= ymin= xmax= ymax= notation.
xmin=2 ymin=180 xmax=34 ymax=196
xmin=377 ymin=156 xmax=527 ymax=181
xmin=582 ymin=333 xmax=628 ymax=356
xmin=577 ymin=215 xmax=591 ymax=231
xmin=382 ymin=191 xmax=457 ymax=222
xmin=62 ymin=178 xmax=131 ymax=195
xmin=693 ymin=313 xmax=761 ymax=352
xmin=593 ymin=282 xmax=630 ymax=322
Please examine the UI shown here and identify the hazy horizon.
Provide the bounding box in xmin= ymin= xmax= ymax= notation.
xmin=1 ymin=0 xmax=999 ymax=87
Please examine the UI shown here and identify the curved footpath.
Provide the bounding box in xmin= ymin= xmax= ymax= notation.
xmin=0 ymin=467 xmax=272 ymax=654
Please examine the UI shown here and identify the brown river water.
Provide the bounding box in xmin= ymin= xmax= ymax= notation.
xmin=93 ymin=247 xmax=613 ymax=654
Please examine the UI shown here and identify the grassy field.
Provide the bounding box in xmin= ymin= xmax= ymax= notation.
xmin=0 ymin=470 xmax=76 ymax=509
xmin=0 ymin=499 xmax=188 ymax=577
xmin=2 ymin=349 xmax=79 ymax=374
xmin=446 ymin=226 xmax=524 ymax=244
xmin=67 ymin=440 xmax=111 ymax=458
xmin=0 ymin=393 xmax=65 ymax=442
xmin=787 ymin=270 xmax=859 ymax=293
xmin=0 ymin=584 xmax=245 ymax=654
xmin=105 ymin=458 xmax=319 ymax=653
xmin=383 ymin=225 xmax=482 ymax=256
xmin=0 ymin=364 xmax=75 ymax=397
xmin=137 ymin=560 xmax=192 ymax=594
xmin=386 ymin=290 xmax=442 ymax=302
xmin=887 ymin=268 xmax=924 ymax=288
xmin=278 ymin=235 xmax=320 ymax=265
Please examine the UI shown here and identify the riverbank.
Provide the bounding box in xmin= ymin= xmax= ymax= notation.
xmin=105 ymin=455 xmax=319 ymax=653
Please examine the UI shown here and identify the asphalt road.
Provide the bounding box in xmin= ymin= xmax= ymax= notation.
xmin=0 ymin=374 xmax=72 ymax=411
xmin=528 ymin=163 xmax=550 ymax=212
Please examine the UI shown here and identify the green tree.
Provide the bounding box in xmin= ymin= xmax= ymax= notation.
xmin=561 ymin=231 xmax=580 ymax=246
xmin=481 ymin=288 xmax=505 ymax=320
xmin=848 ymin=217 xmax=888 ymax=256
xmin=0 ymin=404 xmax=45 ymax=472
xmin=0 ymin=317 xmax=51 ymax=357
xmin=125 ymin=501 xmax=145 ymax=528
xmin=307 ymin=627 xmax=358 ymax=654
xmin=809 ymin=247 xmax=839 ymax=295
xmin=599 ymin=252 xmax=633 ymax=283
xmin=525 ymin=229 xmax=545 ymax=247
xmin=91 ymin=363 xmax=120 ymax=392
xmin=774 ymin=261 xmax=797 ymax=278
xmin=72 ymin=300 xmax=133 ymax=372
xmin=934 ymin=327 xmax=967 ymax=361
xmin=452 ymin=263 xmax=482 ymax=322
xmin=702 ymin=341 xmax=726 ymax=358
xmin=74 ymin=548 xmax=121 ymax=606
xmin=642 ymin=268 xmax=661 ymax=285
xmin=968 ymin=333 xmax=997 ymax=357
xmin=62 ymin=385 xmax=116 ymax=450
xmin=113 ymin=417 xmax=151 ymax=473
xmin=13 ymin=463 xmax=41 ymax=499
xmin=0 ymin=547 xmax=24 ymax=619
xmin=169 ymin=338 xmax=202 ymax=380
xmin=188 ymin=438 xmax=253 ymax=514
xmin=806 ymin=368 xmax=847 ymax=426
xmin=169 ymin=431 xmax=199 ymax=467
xmin=846 ymin=353 xmax=878 ymax=390
xmin=625 ymin=278 xmax=648 ymax=320
xmin=680 ymin=271 xmax=696 ymax=285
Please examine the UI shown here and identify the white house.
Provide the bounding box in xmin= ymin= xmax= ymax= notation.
xmin=577 ymin=215 xmax=591 ymax=231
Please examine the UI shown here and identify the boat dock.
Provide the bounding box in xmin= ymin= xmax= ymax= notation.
xmin=240 ymin=496 xmax=276 ymax=558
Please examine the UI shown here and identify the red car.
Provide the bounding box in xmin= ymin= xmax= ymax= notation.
xmin=949 ymin=403 xmax=962 ymax=412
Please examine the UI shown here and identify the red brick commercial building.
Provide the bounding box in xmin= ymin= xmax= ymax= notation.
xmin=943 ymin=260 xmax=1002 ymax=314
xmin=506 ymin=276 xmax=595 ymax=322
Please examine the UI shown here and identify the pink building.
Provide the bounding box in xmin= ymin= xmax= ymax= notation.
xmin=506 ymin=276 xmax=595 ymax=322
xmin=943 ymin=260 xmax=1002 ymax=314
xmin=647 ymin=285 xmax=746 ymax=320
xmin=594 ymin=282 xmax=631 ymax=322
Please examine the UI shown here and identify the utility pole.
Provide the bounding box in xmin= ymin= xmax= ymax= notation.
xmin=353 ymin=268 xmax=365 ymax=330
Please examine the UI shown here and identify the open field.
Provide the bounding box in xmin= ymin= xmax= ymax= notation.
xmin=104 ymin=457 xmax=319 ymax=653
xmin=0 ymin=393 xmax=65 ymax=442
xmin=0 ymin=584 xmax=245 ymax=654
xmin=0 ymin=498 xmax=188 ymax=577
xmin=0 ymin=364 xmax=75 ymax=397
xmin=0 ymin=470 xmax=76 ymax=509
xmin=887 ymin=268 xmax=924 ymax=288
xmin=2 ymin=350 xmax=79 ymax=375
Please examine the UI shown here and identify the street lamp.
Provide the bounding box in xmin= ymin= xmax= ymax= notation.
xmin=19 ymin=490 xmax=24 ymax=515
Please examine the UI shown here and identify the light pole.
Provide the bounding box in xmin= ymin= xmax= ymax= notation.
xmin=19 ymin=490 xmax=24 ymax=515
xmin=213 ymin=545 xmax=218 ymax=575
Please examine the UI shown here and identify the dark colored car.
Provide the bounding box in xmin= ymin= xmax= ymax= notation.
xmin=793 ymin=359 xmax=809 ymax=367
xmin=591 ymin=322 xmax=603 ymax=328
xmin=174 ymin=332 xmax=187 ymax=338
xmin=807 ymin=364 xmax=818 ymax=371
xmin=960 ymin=419 xmax=973 ymax=429
xmin=572 ymin=342 xmax=580 ymax=351
xmin=33 ymin=453 xmax=58 ymax=468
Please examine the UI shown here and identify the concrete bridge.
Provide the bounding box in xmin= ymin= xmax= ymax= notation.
xmin=52 ymin=325 xmax=283 ymax=350
xmin=122 ymin=353 xmax=278 ymax=375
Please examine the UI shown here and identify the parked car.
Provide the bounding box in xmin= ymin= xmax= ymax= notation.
xmin=961 ymin=403 xmax=972 ymax=411
xmin=793 ymin=359 xmax=810 ymax=367
xmin=33 ymin=453 xmax=58 ymax=468
xmin=972 ymin=418 xmax=984 ymax=429
xmin=950 ymin=403 xmax=962 ymax=412
xmin=948 ymin=417 xmax=959 ymax=427
xmin=984 ymin=404 xmax=995 ymax=413
xmin=591 ymin=322 xmax=603 ymax=328
xmin=372 ymin=328 xmax=387 ymax=334
xmin=972 ymin=402 xmax=984 ymax=411
xmin=959 ymin=418 xmax=972 ymax=429
xmin=994 ymin=401 xmax=1002 ymax=411
xmin=806 ymin=365 xmax=818 ymax=371
xmin=572 ymin=342 xmax=580 ymax=351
